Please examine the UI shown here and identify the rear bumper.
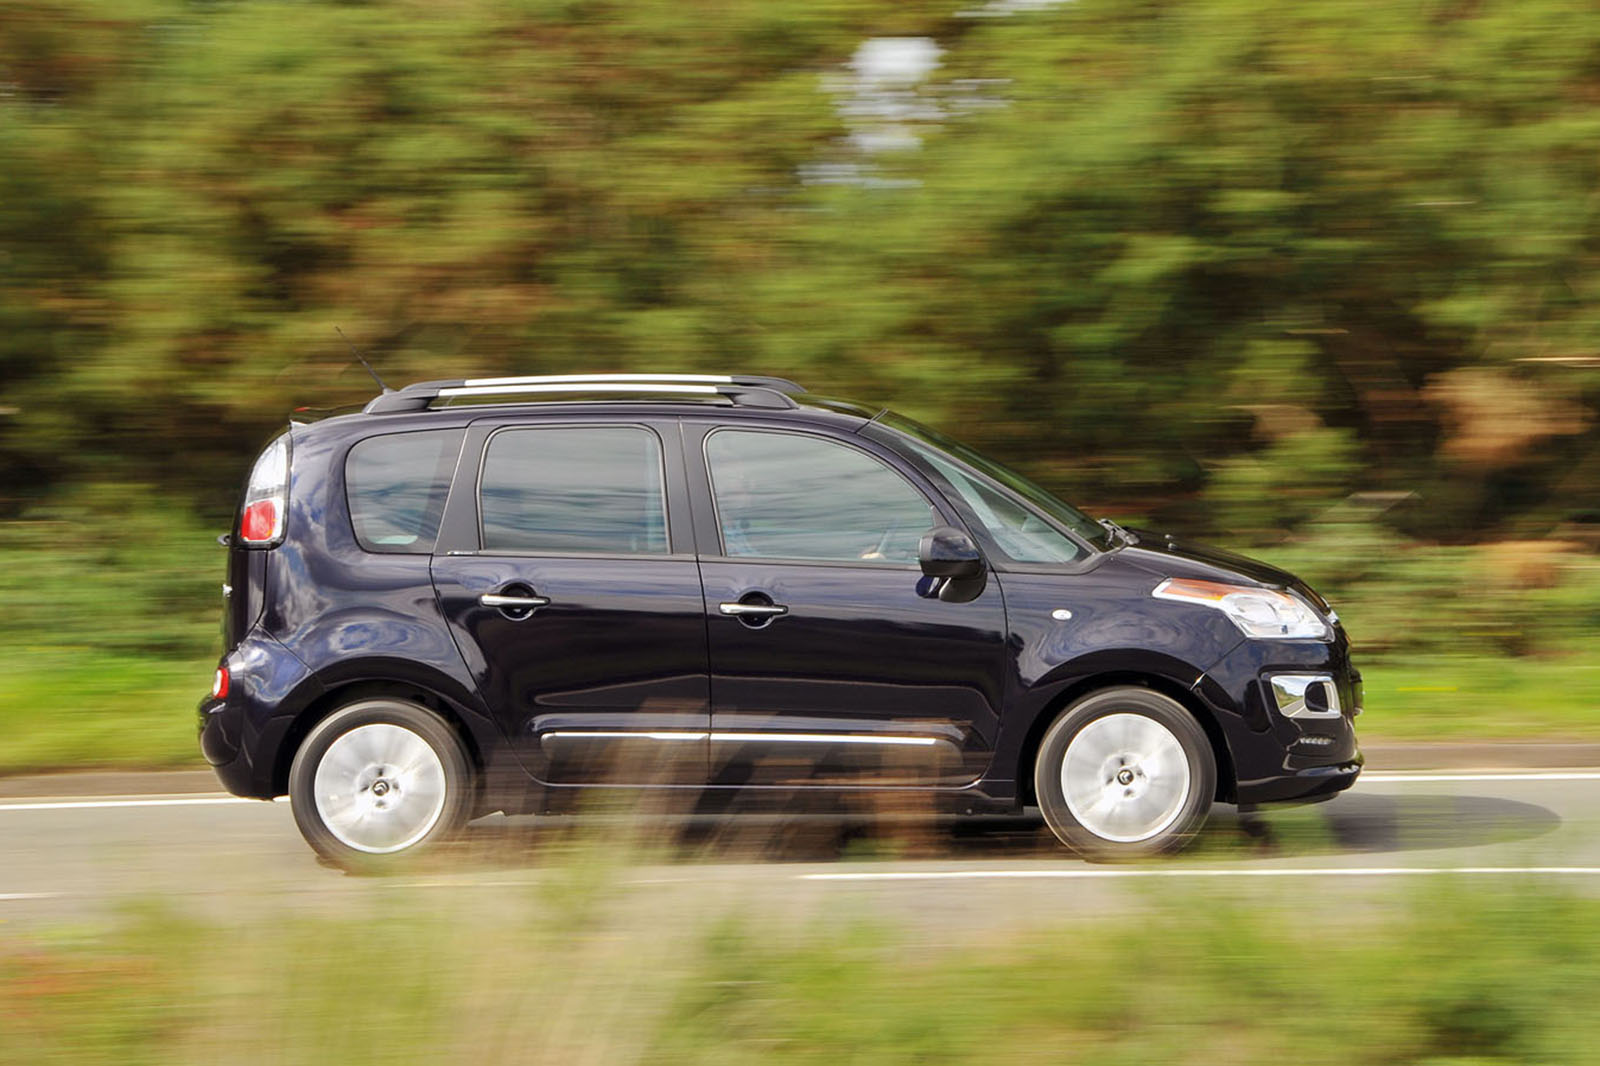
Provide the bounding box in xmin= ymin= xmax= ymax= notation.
xmin=196 ymin=629 xmax=318 ymax=799
xmin=198 ymin=693 xmax=289 ymax=799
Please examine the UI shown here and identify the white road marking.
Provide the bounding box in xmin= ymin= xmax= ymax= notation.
xmin=0 ymin=796 xmax=283 ymax=812
xmin=801 ymin=866 xmax=1600 ymax=882
xmin=1362 ymin=771 xmax=1600 ymax=782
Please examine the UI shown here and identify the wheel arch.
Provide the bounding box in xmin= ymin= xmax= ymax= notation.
xmin=1015 ymin=672 xmax=1237 ymax=807
xmin=272 ymin=677 xmax=487 ymax=798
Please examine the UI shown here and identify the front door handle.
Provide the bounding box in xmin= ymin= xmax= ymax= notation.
xmin=718 ymin=602 xmax=788 ymax=618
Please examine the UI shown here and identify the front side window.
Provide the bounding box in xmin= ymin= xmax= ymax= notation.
xmin=480 ymin=426 xmax=667 ymax=554
xmin=706 ymin=430 xmax=936 ymax=564
xmin=346 ymin=429 xmax=463 ymax=554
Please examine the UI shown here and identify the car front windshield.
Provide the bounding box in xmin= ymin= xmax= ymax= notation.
xmin=877 ymin=411 xmax=1113 ymax=554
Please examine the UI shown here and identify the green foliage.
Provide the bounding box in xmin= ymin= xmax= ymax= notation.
xmin=1 ymin=0 xmax=1598 ymax=536
xmin=0 ymin=487 xmax=219 ymax=770
xmin=1205 ymin=426 xmax=1362 ymax=540
xmin=0 ymin=486 xmax=220 ymax=659
xmin=1260 ymin=518 xmax=1600 ymax=658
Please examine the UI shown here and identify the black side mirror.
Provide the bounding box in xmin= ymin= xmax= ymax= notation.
xmin=919 ymin=525 xmax=985 ymax=580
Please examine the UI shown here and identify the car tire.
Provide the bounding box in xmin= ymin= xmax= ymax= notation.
xmin=289 ymin=699 xmax=474 ymax=872
xmin=1033 ymin=687 xmax=1216 ymax=861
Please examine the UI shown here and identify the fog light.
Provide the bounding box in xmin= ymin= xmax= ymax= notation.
xmin=1295 ymin=734 xmax=1336 ymax=747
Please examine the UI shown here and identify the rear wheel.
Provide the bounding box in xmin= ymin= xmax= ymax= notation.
xmin=1033 ymin=687 xmax=1216 ymax=861
xmin=289 ymin=699 xmax=473 ymax=872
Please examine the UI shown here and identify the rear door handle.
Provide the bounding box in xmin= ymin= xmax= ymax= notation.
xmin=718 ymin=602 xmax=788 ymax=618
xmin=480 ymin=593 xmax=551 ymax=610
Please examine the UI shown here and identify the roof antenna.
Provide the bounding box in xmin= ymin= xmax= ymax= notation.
xmin=336 ymin=327 xmax=392 ymax=393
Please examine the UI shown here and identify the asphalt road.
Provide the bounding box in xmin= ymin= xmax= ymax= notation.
xmin=3 ymin=769 xmax=1598 ymax=930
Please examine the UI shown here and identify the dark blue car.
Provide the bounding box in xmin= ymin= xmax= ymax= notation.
xmin=199 ymin=374 xmax=1361 ymax=869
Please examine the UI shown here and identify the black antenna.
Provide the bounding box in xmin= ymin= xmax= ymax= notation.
xmin=336 ymin=327 xmax=392 ymax=393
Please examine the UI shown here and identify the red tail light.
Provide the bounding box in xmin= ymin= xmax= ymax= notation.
xmin=238 ymin=435 xmax=289 ymax=547
xmin=212 ymin=666 xmax=230 ymax=700
xmin=240 ymin=499 xmax=278 ymax=542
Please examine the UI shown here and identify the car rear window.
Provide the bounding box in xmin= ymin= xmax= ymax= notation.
xmin=345 ymin=429 xmax=464 ymax=554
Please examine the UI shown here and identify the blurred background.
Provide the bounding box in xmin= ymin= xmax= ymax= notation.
xmin=5 ymin=0 xmax=1599 ymax=769
xmin=4 ymin=2 xmax=1600 ymax=1060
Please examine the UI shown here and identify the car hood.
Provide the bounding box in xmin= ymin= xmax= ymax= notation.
xmin=1116 ymin=528 xmax=1304 ymax=591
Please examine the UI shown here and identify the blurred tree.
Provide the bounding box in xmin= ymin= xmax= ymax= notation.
xmin=0 ymin=0 xmax=1597 ymax=541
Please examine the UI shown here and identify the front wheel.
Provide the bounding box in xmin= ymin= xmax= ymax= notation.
xmin=1033 ymin=687 xmax=1217 ymax=861
xmin=289 ymin=699 xmax=473 ymax=872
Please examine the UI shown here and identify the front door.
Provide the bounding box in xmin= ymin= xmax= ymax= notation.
xmin=688 ymin=424 xmax=1008 ymax=788
xmin=431 ymin=419 xmax=708 ymax=785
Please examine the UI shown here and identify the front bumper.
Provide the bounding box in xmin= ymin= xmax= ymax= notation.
xmin=1197 ymin=635 xmax=1364 ymax=805
xmin=1236 ymin=752 xmax=1363 ymax=805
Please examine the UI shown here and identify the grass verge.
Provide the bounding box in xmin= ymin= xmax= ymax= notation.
xmin=0 ymin=653 xmax=206 ymax=774
xmin=1360 ymin=653 xmax=1600 ymax=740
xmin=3 ymin=880 xmax=1599 ymax=1064
xmin=0 ymin=649 xmax=1597 ymax=778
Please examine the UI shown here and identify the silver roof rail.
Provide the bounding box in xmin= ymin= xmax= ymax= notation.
xmin=459 ymin=373 xmax=804 ymax=394
xmin=363 ymin=374 xmax=804 ymax=414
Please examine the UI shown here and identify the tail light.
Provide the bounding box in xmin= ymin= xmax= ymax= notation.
xmin=238 ymin=435 xmax=289 ymax=547
xmin=212 ymin=666 xmax=230 ymax=700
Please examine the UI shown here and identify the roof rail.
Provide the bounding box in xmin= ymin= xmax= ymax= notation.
xmin=460 ymin=373 xmax=805 ymax=394
xmin=363 ymin=374 xmax=805 ymax=414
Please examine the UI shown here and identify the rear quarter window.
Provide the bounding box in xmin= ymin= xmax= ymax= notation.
xmin=345 ymin=429 xmax=464 ymax=553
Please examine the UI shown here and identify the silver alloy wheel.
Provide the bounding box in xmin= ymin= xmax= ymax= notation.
xmin=312 ymin=723 xmax=448 ymax=854
xmin=1060 ymin=712 xmax=1193 ymax=844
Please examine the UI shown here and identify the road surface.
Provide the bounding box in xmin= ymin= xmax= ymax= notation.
xmin=2 ymin=769 xmax=1598 ymax=929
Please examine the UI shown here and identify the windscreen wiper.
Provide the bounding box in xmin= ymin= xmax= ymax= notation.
xmin=1099 ymin=517 xmax=1139 ymax=547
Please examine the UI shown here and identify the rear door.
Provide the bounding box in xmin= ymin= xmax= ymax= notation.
xmin=686 ymin=421 xmax=1009 ymax=788
xmin=430 ymin=416 xmax=709 ymax=785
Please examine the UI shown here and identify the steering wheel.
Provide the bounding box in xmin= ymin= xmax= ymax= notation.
xmin=861 ymin=515 xmax=904 ymax=561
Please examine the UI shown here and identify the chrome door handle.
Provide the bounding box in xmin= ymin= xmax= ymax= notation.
xmin=718 ymin=602 xmax=788 ymax=618
xmin=480 ymin=593 xmax=551 ymax=610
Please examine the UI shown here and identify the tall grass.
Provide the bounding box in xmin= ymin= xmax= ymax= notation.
xmin=3 ymin=876 xmax=1598 ymax=1065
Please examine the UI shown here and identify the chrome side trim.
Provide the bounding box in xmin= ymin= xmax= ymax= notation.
xmin=545 ymin=731 xmax=709 ymax=742
xmin=542 ymin=730 xmax=941 ymax=747
xmin=711 ymin=732 xmax=939 ymax=747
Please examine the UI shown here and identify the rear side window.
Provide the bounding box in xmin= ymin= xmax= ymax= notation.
xmin=345 ymin=429 xmax=464 ymax=554
xmin=479 ymin=426 xmax=667 ymax=554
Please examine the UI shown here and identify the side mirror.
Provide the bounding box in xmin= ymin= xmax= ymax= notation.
xmin=919 ymin=525 xmax=985 ymax=580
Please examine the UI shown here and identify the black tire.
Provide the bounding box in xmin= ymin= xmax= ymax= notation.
xmin=288 ymin=699 xmax=474 ymax=873
xmin=1033 ymin=687 xmax=1217 ymax=861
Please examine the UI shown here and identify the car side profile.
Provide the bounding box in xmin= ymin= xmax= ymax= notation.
xmin=198 ymin=373 xmax=1362 ymax=869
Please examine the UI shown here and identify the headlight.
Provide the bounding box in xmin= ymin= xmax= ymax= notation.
xmin=1152 ymin=577 xmax=1331 ymax=640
